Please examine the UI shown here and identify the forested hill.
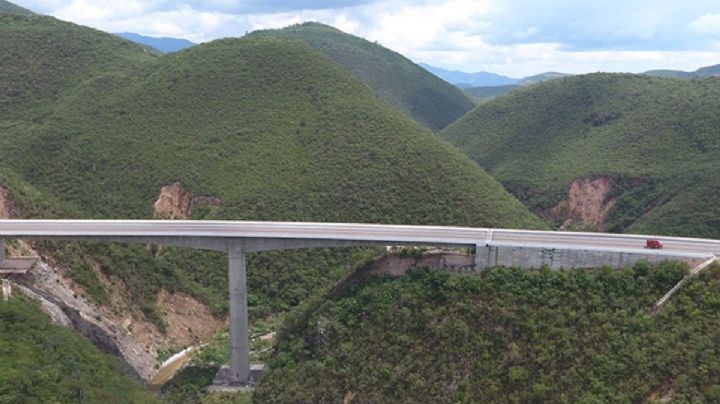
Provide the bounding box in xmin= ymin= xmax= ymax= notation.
xmin=0 ymin=0 xmax=32 ymax=15
xmin=0 ymin=297 xmax=160 ymax=402
xmin=250 ymin=22 xmax=475 ymax=131
xmin=257 ymin=262 xmax=720 ymax=402
xmin=440 ymin=73 xmax=720 ymax=238
xmin=0 ymin=13 xmax=542 ymax=229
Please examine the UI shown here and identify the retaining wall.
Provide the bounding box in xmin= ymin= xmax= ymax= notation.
xmin=475 ymin=245 xmax=677 ymax=270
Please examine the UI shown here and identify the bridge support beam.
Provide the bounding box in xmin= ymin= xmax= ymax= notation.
xmin=211 ymin=241 xmax=255 ymax=390
xmin=228 ymin=242 xmax=250 ymax=385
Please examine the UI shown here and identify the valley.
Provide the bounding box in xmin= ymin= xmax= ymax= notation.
xmin=1 ymin=0 xmax=720 ymax=402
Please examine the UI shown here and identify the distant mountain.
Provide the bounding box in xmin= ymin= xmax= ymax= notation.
xmin=116 ymin=32 xmax=195 ymax=53
xmin=520 ymin=72 xmax=573 ymax=85
xmin=642 ymin=69 xmax=695 ymax=79
xmin=419 ymin=63 xmax=519 ymax=87
xmin=644 ymin=63 xmax=720 ymax=79
xmin=464 ymin=84 xmax=519 ymax=102
xmin=0 ymin=0 xmax=33 ymax=14
xmin=694 ymin=64 xmax=720 ymax=77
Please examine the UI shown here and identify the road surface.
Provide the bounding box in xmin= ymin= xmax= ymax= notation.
xmin=0 ymin=220 xmax=718 ymax=257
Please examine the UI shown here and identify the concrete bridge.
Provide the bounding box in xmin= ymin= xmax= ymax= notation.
xmin=1 ymin=219 xmax=719 ymax=387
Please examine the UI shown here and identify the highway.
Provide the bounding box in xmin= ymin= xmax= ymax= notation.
xmin=0 ymin=220 xmax=718 ymax=257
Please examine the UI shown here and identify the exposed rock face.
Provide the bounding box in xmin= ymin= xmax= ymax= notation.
xmin=156 ymin=289 xmax=224 ymax=347
xmin=154 ymin=182 xmax=192 ymax=219
xmin=15 ymin=252 xmax=225 ymax=381
xmin=153 ymin=182 xmax=221 ymax=219
xmin=543 ymin=177 xmax=616 ymax=230
xmin=14 ymin=255 xmax=157 ymax=379
xmin=0 ymin=186 xmax=13 ymax=219
xmin=3 ymin=183 xmax=223 ymax=381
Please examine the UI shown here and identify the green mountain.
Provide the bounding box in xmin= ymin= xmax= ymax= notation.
xmin=0 ymin=17 xmax=540 ymax=229
xmin=250 ymin=22 xmax=475 ymax=131
xmin=440 ymin=73 xmax=720 ymax=237
xmin=0 ymin=10 xmax=543 ymax=340
xmin=0 ymin=0 xmax=32 ymax=15
xmin=0 ymin=297 xmax=159 ymax=402
xmin=256 ymin=262 xmax=720 ymax=402
xmin=0 ymin=11 xmax=156 ymax=116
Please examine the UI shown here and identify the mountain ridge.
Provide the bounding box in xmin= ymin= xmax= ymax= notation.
xmin=250 ymin=22 xmax=475 ymax=131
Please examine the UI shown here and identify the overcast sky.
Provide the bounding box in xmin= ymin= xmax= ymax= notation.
xmin=14 ymin=0 xmax=720 ymax=77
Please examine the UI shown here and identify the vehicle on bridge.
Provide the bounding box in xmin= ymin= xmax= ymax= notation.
xmin=645 ymin=239 xmax=664 ymax=249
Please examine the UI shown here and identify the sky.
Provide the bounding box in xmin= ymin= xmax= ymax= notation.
xmin=14 ymin=0 xmax=720 ymax=77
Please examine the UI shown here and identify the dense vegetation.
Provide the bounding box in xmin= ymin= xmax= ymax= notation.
xmin=0 ymin=11 xmax=542 ymax=327
xmin=0 ymin=0 xmax=32 ymax=15
xmin=255 ymin=262 xmax=720 ymax=402
xmin=440 ymin=73 xmax=720 ymax=237
xmin=251 ymin=22 xmax=475 ymax=131
xmin=0 ymin=297 xmax=160 ymax=402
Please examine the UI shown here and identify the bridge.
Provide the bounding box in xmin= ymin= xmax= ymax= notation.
xmin=1 ymin=219 xmax=719 ymax=387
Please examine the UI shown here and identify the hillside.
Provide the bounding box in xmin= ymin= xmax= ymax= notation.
xmin=0 ymin=9 xmax=544 ymax=381
xmin=0 ymin=30 xmax=541 ymax=229
xmin=440 ymin=73 xmax=720 ymax=238
xmin=250 ymin=22 xmax=475 ymax=131
xmin=0 ymin=0 xmax=32 ymax=14
xmin=0 ymin=297 xmax=159 ymax=402
xmin=255 ymin=262 xmax=720 ymax=402
xmin=0 ymin=13 xmax=157 ymax=115
xmin=519 ymin=72 xmax=573 ymax=85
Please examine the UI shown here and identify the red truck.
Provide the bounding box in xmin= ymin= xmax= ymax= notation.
xmin=645 ymin=239 xmax=664 ymax=249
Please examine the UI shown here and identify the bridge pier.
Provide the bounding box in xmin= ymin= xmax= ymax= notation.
xmin=211 ymin=241 xmax=262 ymax=390
xmin=1 ymin=239 xmax=5 ymax=263
xmin=228 ymin=242 xmax=250 ymax=385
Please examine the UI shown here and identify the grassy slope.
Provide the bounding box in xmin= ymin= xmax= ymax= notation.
xmin=0 ymin=297 xmax=159 ymax=402
xmin=0 ymin=0 xmax=32 ymax=15
xmin=0 ymin=13 xmax=157 ymax=116
xmin=0 ymin=13 xmax=544 ymax=321
xmin=250 ymin=22 xmax=475 ymax=131
xmin=255 ymin=263 xmax=720 ymax=403
xmin=440 ymin=73 xmax=720 ymax=237
xmin=0 ymin=16 xmax=540 ymax=228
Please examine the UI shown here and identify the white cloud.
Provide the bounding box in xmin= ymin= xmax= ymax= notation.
xmin=690 ymin=13 xmax=720 ymax=35
xmin=12 ymin=0 xmax=720 ymax=76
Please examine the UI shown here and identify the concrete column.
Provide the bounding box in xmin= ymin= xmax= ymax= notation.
xmin=474 ymin=244 xmax=487 ymax=270
xmin=0 ymin=239 xmax=5 ymax=263
xmin=228 ymin=241 xmax=250 ymax=384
